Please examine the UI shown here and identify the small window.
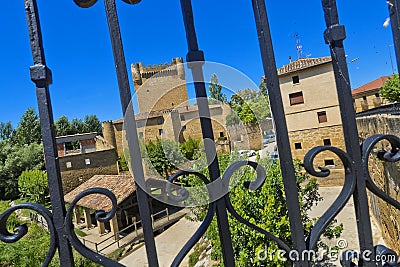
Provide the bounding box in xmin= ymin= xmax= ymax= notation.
xmin=362 ymin=96 xmax=367 ymax=100
xmin=157 ymin=118 xmax=164 ymax=125
xmin=324 ymin=159 xmax=335 ymax=166
xmin=139 ymin=132 xmax=144 ymax=138
xmin=317 ymin=111 xmax=327 ymax=123
xmin=182 ymin=125 xmax=186 ymax=131
xmin=375 ymin=93 xmax=380 ymax=97
xmin=85 ymin=159 xmax=91 ymax=165
xmin=289 ymin=92 xmax=304 ymax=105
xmin=220 ymin=132 xmax=225 ymax=137
xmin=137 ymin=121 xmax=143 ymax=128
xmin=180 ymin=115 xmax=185 ymax=121
xmin=323 ymin=139 xmax=331 ymax=146
xmin=66 ymin=162 xmax=72 ymax=168
xmin=294 ymin=142 xmax=302 ymax=150
xmin=159 ymin=129 xmax=163 ymax=135
xmin=292 ymin=75 xmax=300 ymax=84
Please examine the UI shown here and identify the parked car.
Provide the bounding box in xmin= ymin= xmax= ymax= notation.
xmin=263 ymin=134 xmax=276 ymax=145
xmin=238 ymin=150 xmax=256 ymax=157
xmin=270 ymin=151 xmax=279 ymax=161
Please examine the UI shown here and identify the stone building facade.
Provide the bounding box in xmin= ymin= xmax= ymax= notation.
xmin=356 ymin=114 xmax=400 ymax=254
xmin=56 ymin=133 xmax=119 ymax=194
xmin=278 ymin=56 xmax=346 ymax=178
xmin=352 ymin=76 xmax=390 ymax=113
xmin=102 ymin=103 xmax=231 ymax=156
xmin=103 ymin=57 xmax=232 ymax=157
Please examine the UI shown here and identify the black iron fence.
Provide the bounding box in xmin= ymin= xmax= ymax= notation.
xmin=1 ymin=0 xmax=400 ymax=266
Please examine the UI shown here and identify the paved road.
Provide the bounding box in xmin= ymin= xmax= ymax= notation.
xmin=309 ymin=186 xmax=385 ymax=265
xmin=120 ymin=218 xmax=200 ymax=267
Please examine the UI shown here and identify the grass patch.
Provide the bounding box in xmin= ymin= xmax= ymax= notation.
xmin=107 ymin=247 xmax=125 ymax=261
xmin=74 ymin=228 xmax=87 ymax=237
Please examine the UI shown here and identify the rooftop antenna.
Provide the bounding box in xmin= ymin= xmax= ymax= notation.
xmin=294 ymin=33 xmax=303 ymax=59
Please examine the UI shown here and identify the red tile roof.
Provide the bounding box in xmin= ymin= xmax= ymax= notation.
xmin=64 ymin=175 xmax=135 ymax=212
xmin=277 ymin=56 xmax=332 ymax=76
xmin=352 ymin=76 xmax=391 ymax=96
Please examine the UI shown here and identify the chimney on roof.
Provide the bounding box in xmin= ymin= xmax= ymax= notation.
xmin=289 ymin=56 xmax=292 ymax=63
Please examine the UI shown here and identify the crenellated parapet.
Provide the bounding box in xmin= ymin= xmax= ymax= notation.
xmin=131 ymin=57 xmax=185 ymax=86
xmin=131 ymin=57 xmax=185 ymax=85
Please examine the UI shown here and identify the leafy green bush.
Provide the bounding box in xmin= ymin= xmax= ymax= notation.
xmin=188 ymin=156 xmax=343 ymax=266
xmin=0 ymin=141 xmax=44 ymax=200
xmin=18 ymin=170 xmax=49 ymax=205
xmin=380 ymin=74 xmax=400 ymax=102
xmin=179 ymin=136 xmax=200 ymax=160
xmin=144 ymin=139 xmax=185 ymax=178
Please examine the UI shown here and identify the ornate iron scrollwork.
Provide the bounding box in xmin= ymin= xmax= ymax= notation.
xmin=303 ymin=146 xmax=356 ymax=251
xmin=0 ymin=189 xmax=123 ymax=267
xmin=0 ymin=203 xmax=57 ymax=267
xmin=65 ymin=188 xmax=123 ymax=267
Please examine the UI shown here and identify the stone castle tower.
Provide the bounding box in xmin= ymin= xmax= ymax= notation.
xmin=131 ymin=57 xmax=189 ymax=113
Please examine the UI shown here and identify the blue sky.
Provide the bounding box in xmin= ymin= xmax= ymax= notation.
xmin=1 ymin=0 xmax=396 ymax=126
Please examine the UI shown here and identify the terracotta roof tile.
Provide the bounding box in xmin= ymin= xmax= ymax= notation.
xmin=352 ymin=76 xmax=391 ymax=96
xmin=64 ymin=175 xmax=135 ymax=212
xmin=277 ymin=56 xmax=332 ymax=76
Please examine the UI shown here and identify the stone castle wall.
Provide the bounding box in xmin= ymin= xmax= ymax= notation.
xmin=356 ymin=115 xmax=400 ymax=253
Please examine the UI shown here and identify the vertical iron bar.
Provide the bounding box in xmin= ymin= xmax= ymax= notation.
xmin=24 ymin=0 xmax=74 ymax=266
xmin=321 ymin=0 xmax=375 ymax=266
xmin=388 ymin=0 xmax=400 ymax=73
xmin=179 ymin=0 xmax=236 ymax=265
xmin=103 ymin=0 xmax=159 ymax=266
xmin=250 ymin=1 xmax=308 ymax=266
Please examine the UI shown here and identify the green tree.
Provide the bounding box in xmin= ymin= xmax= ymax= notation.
xmin=259 ymin=79 xmax=268 ymax=95
xmin=55 ymin=115 xmax=102 ymax=136
xmin=145 ymin=139 xmax=184 ymax=178
xmin=83 ymin=115 xmax=102 ymax=134
xmin=12 ymin=108 xmax=42 ymax=146
xmin=208 ymin=74 xmax=227 ymax=104
xmin=380 ymin=74 xmax=400 ymax=102
xmin=0 ymin=141 xmax=44 ymax=200
xmin=70 ymin=118 xmax=85 ymax=134
xmin=55 ymin=115 xmax=73 ymax=136
xmin=179 ymin=136 xmax=200 ymax=160
xmin=188 ymin=156 xmax=343 ymax=266
xmin=18 ymin=170 xmax=49 ymax=205
xmin=228 ymin=88 xmax=270 ymax=125
xmin=0 ymin=121 xmax=13 ymax=140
